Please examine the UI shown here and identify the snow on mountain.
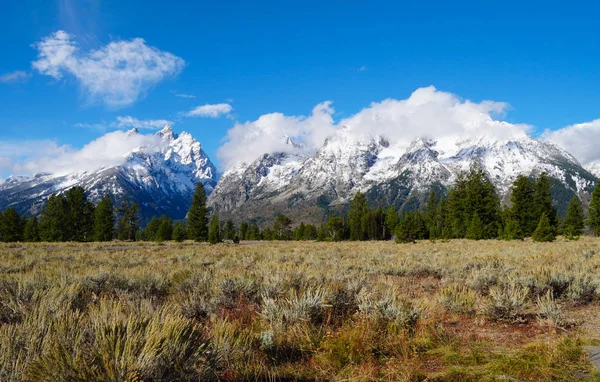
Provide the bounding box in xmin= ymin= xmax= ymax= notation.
xmin=0 ymin=125 xmax=217 ymax=222
xmin=208 ymin=131 xmax=597 ymax=223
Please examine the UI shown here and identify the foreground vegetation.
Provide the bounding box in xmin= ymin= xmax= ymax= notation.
xmin=1 ymin=239 xmax=600 ymax=381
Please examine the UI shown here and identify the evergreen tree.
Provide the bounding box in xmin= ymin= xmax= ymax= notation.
xmin=465 ymin=166 xmax=501 ymax=239
xmin=327 ymin=215 xmax=345 ymax=241
xmin=563 ymin=196 xmax=584 ymax=238
xmin=465 ymin=212 xmax=484 ymax=240
xmin=273 ymin=214 xmax=292 ymax=240
xmin=447 ymin=173 xmax=469 ymax=238
xmin=187 ymin=183 xmax=209 ymax=242
xmin=208 ymin=214 xmax=221 ymax=244
xmin=157 ymin=215 xmax=173 ymax=241
xmin=534 ymin=173 xmax=557 ymax=228
xmin=532 ymin=213 xmax=556 ymax=242
xmin=39 ymin=194 xmax=68 ymax=242
xmin=239 ymin=221 xmax=249 ymax=240
xmin=588 ymin=181 xmax=600 ymax=236
xmin=116 ymin=202 xmax=140 ymax=241
xmin=316 ymin=224 xmax=328 ymax=241
xmin=23 ymin=216 xmax=40 ymax=242
xmin=425 ymin=191 xmax=439 ymax=236
xmin=502 ymin=215 xmax=523 ymax=240
xmin=64 ymin=187 xmax=95 ymax=242
xmin=509 ymin=175 xmax=536 ymax=237
xmin=143 ymin=217 xmax=161 ymax=241
xmin=384 ymin=205 xmax=399 ymax=240
xmin=304 ymin=224 xmax=318 ymax=240
xmin=173 ymin=222 xmax=187 ymax=242
xmin=223 ymin=220 xmax=236 ymax=241
xmin=1 ymin=208 xmax=23 ymax=242
xmin=348 ymin=191 xmax=370 ymax=240
xmin=263 ymin=227 xmax=274 ymax=241
xmin=294 ymin=222 xmax=306 ymax=241
xmin=247 ymin=223 xmax=261 ymax=240
xmin=93 ymin=195 xmax=114 ymax=242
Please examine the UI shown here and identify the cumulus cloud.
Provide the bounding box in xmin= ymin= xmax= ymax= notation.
xmin=186 ymin=103 xmax=233 ymax=118
xmin=542 ymin=119 xmax=600 ymax=166
xmin=217 ymin=86 xmax=531 ymax=169
xmin=217 ymin=102 xmax=336 ymax=168
xmin=116 ymin=116 xmax=174 ymax=130
xmin=1 ymin=131 xmax=164 ymax=177
xmin=0 ymin=70 xmax=29 ymax=83
xmin=31 ymin=30 xmax=185 ymax=107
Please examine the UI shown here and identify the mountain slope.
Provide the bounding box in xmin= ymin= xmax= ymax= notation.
xmin=0 ymin=126 xmax=217 ymax=222
xmin=208 ymin=132 xmax=597 ymax=224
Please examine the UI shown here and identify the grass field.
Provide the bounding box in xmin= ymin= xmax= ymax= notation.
xmin=1 ymin=239 xmax=600 ymax=381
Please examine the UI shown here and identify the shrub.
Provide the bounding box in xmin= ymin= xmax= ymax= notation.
xmin=485 ymin=284 xmax=529 ymax=321
xmin=437 ymin=284 xmax=478 ymax=316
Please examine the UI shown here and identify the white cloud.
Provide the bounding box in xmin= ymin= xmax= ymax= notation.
xmin=1 ymin=131 xmax=165 ymax=177
xmin=186 ymin=103 xmax=233 ymax=118
xmin=217 ymin=86 xmax=531 ymax=169
xmin=0 ymin=70 xmax=29 ymax=83
xmin=217 ymin=102 xmax=336 ymax=169
xmin=173 ymin=92 xmax=196 ymax=98
xmin=116 ymin=116 xmax=174 ymax=130
xmin=31 ymin=30 xmax=185 ymax=107
xmin=542 ymin=119 xmax=600 ymax=166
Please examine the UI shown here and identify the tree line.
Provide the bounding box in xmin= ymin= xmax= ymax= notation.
xmin=1 ymin=166 xmax=600 ymax=243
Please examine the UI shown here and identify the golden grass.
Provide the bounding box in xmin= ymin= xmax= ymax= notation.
xmin=1 ymin=238 xmax=600 ymax=381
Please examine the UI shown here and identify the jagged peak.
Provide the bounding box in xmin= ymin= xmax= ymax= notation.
xmin=157 ymin=124 xmax=178 ymax=140
xmin=126 ymin=128 xmax=139 ymax=135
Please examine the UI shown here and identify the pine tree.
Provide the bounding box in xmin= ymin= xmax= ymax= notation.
xmin=588 ymin=181 xmax=600 ymax=236
xmin=502 ymin=214 xmax=523 ymax=240
xmin=239 ymin=221 xmax=249 ymax=241
xmin=157 ymin=215 xmax=173 ymax=241
xmin=465 ymin=212 xmax=484 ymax=240
xmin=294 ymin=222 xmax=306 ymax=241
xmin=143 ymin=217 xmax=161 ymax=241
xmin=273 ymin=214 xmax=292 ymax=240
xmin=173 ymin=222 xmax=187 ymax=242
xmin=534 ymin=173 xmax=557 ymax=228
xmin=465 ymin=166 xmax=501 ymax=239
xmin=187 ymin=183 xmax=209 ymax=242
xmin=64 ymin=187 xmax=95 ymax=242
xmin=304 ymin=224 xmax=318 ymax=240
xmin=509 ymin=175 xmax=536 ymax=237
xmin=348 ymin=191 xmax=370 ymax=240
xmin=447 ymin=173 xmax=469 ymax=238
xmin=39 ymin=194 xmax=68 ymax=242
xmin=327 ymin=215 xmax=345 ymax=241
xmin=563 ymin=196 xmax=584 ymax=238
xmin=23 ymin=216 xmax=40 ymax=242
xmin=223 ymin=220 xmax=236 ymax=241
xmin=208 ymin=214 xmax=221 ymax=244
xmin=384 ymin=205 xmax=399 ymax=240
xmin=425 ymin=191 xmax=439 ymax=236
xmin=1 ymin=208 xmax=23 ymax=242
xmin=263 ymin=227 xmax=274 ymax=241
xmin=116 ymin=202 xmax=140 ymax=241
xmin=93 ymin=195 xmax=114 ymax=242
xmin=532 ymin=213 xmax=556 ymax=242
xmin=248 ymin=223 xmax=260 ymax=240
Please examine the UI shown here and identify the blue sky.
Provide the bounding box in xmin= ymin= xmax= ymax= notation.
xmin=1 ymin=0 xmax=600 ymax=177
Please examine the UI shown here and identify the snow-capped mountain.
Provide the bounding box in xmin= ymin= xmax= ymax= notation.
xmin=208 ymin=130 xmax=597 ymax=224
xmin=0 ymin=125 xmax=217 ymax=222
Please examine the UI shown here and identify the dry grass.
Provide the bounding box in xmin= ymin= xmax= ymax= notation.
xmin=1 ymin=238 xmax=600 ymax=381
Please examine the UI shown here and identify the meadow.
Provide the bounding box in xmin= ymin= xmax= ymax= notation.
xmin=1 ymin=239 xmax=600 ymax=381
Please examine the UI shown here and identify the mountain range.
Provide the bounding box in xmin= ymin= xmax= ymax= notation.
xmin=1 ymin=125 xmax=597 ymax=224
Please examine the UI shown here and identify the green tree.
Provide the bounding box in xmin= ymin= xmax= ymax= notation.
xmin=563 ymin=196 xmax=584 ymax=238
xmin=273 ymin=214 xmax=292 ymax=240
xmin=465 ymin=166 xmax=501 ymax=239
xmin=508 ymin=175 xmax=536 ymax=237
xmin=208 ymin=214 xmax=221 ymax=244
xmin=294 ymin=222 xmax=306 ymax=241
xmin=588 ymin=181 xmax=600 ymax=236
xmin=384 ymin=205 xmax=399 ymax=240
xmin=304 ymin=224 xmax=318 ymax=240
xmin=143 ymin=217 xmax=161 ymax=241
xmin=93 ymin=195 xmax=114 ymax=242
xmin=263 ymin=227 xmax=274 ymax=241
xmin=1 ymin=208 xmax=23 ymax=242
xmin=116 ymin=201 xmax=140 ymax=241
xmin=247 ymin=223 xmax=261 ymax=240
xmin=502 ymin=214 xmax=523 ymax=240
xmin=534 ymin=173 xmax=557 ymax=229
xmin=64 ymin=187 xmax=95 ymax=242
xmin=39 ymin=194 xmax=68 ymax=242
xmin=532 ymin=213 xmax=556 ymax=242
xmin=173 ymin=222 xmax=187 ymax=242
xmin=23 ymin=216 xmax=40 ymax=242
xmin=348 ymin=191 xmax=370 ymax=240
xmin=239 ymin=221 xmax=249 ymax=240
xmin=223 ymin=220 xmax=236 ymax=241
xmin=327 ymin=215 xmax=345 ymax=241
xmin=465 ymin=212 xmax=484 ymax=240
xmin=157 ymin=215 xmax=173 ymax=241
xmin=447 ymin=173 xmax=468 ymax=238
xmin=187 ymin=183 xmax=209 ymax=242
